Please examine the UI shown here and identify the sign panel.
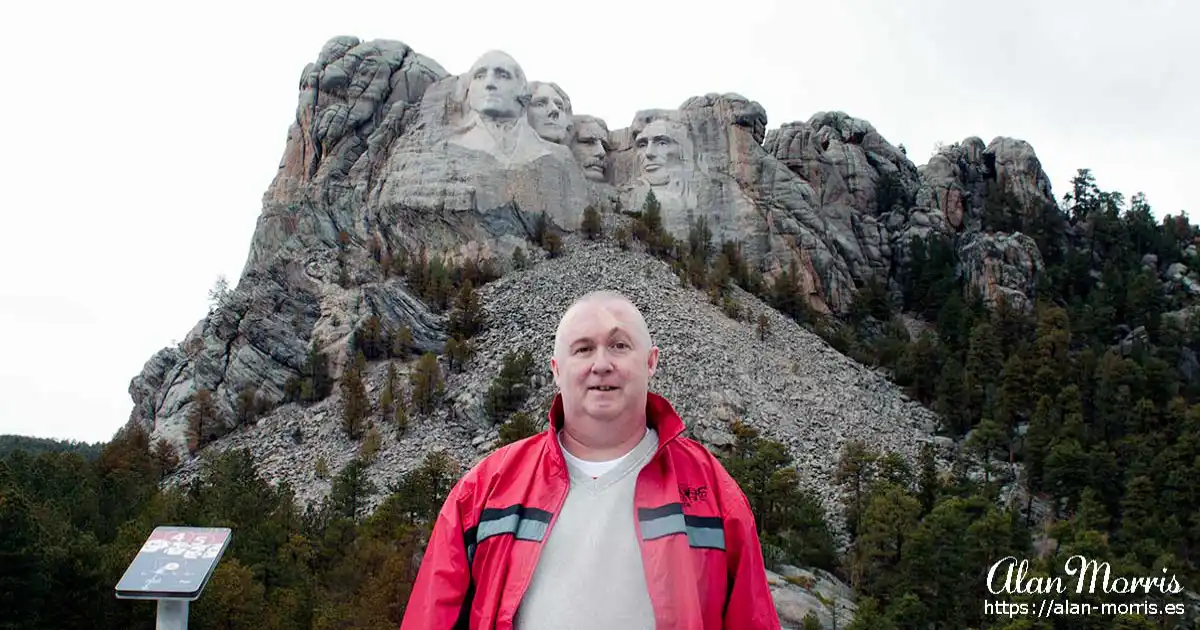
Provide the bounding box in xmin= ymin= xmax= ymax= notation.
xmin=114 ymin=526 xmax=232 ymax=600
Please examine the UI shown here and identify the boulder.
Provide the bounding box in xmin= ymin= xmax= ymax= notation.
xmin=959 ymin=231 xmax=1045 ymax=313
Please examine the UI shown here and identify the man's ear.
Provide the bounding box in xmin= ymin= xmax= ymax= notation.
xmin=550 ymin=357 xmax=560 ymax=387
xmin=646 ymin=346 xmax=659 ymax=378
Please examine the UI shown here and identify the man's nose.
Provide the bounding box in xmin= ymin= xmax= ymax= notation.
xmin=590 ymin=349 xmax=614 ymax=372
xmin=644 ymin=144 xmax=659 ymax=158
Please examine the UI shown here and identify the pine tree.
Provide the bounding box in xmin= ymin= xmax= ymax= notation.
xmin=963 ymin=322 xmax=1003 ymax=420
xmin=379 ymin=363 xmax=397 ymax=419
xmin=996 ymin=351 xmax=1032 ymax=431
xmin=186 ymin=389 xmax=222 ymax=452
xmin=641 ymin=190 xmax=663 ymax=239
xmin=234 ymin=387 xmax=261 ymax=425
xmin=935 ymin=356 xmax=969 ymax=435
xmin=445 ymin=336 xmax=473 ymax=373
xmin=328 ymin=458 xmax=377 ymax=521
xmin=850 ymin=483 xmax=920 ymax=595
xmin=965 ymin=417 xmax=1007 ymax=482
xmin=896 ymin=331 xmax=939 ymax=404
xmin=834 ymin=440 xmax=879 ymax=536
xmin=359 ymin=425 xmax=382 ymax=465
xmin=409 ymin=352 xmax=443 ymax=415
xmin=1023 ymin=395 xmax=1057 ymax=495
xmin=1094 ymin=350 xmax=1134 ymax=444
xmin=533 ymin=211 xmax=549 ymax=247
xmin=614 ymin=225 xmax=630 ymax=250
xmin=448 ymin=280 xmax=484 ymax=339
xmin=426 ymin=255 xmax=454 ymax=311
xmin=709 ymin=253 xmax=732 ymax=297
xmin=286 ymin=345 xmax=334 ymax=404
xmin=485 ymin=349 xmax=535 ymax=422
xmin=916 ymin=443 xmax=940 ymax=516
xmin=355 ymin=315 xmax=388 ymax=360
xmin=581 ymin=205 xmax=602 ymax=240
xmin=1116 ymin=474 xmax=1160 ymax=564
xmin=498 ymin=412 xmax=540 ymax=447
xmin=687 ymin=214 xmax=713 ymax=263
xmin=902 ymin=235 xmax=928 ymax=311
xmin=543 ymin=232 xmax=563 ymax=258
xmin=1043 ymin=439 xmax=1090 ymax=514
xmin=341 ymin=352 xmax=370 ymax=440
xmin=406 ymin=244 xmax=429 ymax=297
xmin=390 ymin=326 xmax=414 ymax=359
xmin=394 ymin=400 xmax=409 ymax=436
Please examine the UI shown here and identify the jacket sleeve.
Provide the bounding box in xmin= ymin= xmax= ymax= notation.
xmin=400 ymin=477 xmax=476 ymax=630
xmin=721 ymin=481 xmax=783 ymax=630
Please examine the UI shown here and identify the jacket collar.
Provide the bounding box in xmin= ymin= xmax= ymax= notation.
xmin=545 ymin=391 xmax=686 ymax=475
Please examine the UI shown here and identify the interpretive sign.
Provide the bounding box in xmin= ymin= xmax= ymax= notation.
xmin=115 ymin=526 xmax=232 ymax=600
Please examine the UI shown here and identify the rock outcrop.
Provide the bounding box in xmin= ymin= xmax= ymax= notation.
xmin=908 ymin=137 xmax=1058 ymax=309
xmin=768 ymin=565 xmax=858 ymax=629
xmin=959 ymin=232 xmax=1045 ymax=313
xmin=162 ymin=228 xmax=940 ymax=521
xmin=763 ymin=112 xmax=921 ymax=312
xmin=240 ymin=37 xmax=1064 ymax=329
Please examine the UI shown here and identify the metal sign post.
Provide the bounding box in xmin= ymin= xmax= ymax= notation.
xmin=114 ymin=526 xmax=233 ymax=629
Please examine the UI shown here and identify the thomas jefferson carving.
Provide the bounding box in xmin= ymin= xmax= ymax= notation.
xmin=448 ymin=51 xmax=554 ymax=164
xmin=570 ymin=115 xmax=609 ymax=182
xmin=527 ymin=81 xmax=572 ymax=144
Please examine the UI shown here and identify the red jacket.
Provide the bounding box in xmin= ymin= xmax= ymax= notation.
xmin=399 ymin=392 xmax=782 ymax=629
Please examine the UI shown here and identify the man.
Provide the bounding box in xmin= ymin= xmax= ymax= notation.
xmin=569 ymin=115 xmax=609 ymax=182
xmin=526 ymin=81 xmax=572 ymax=144
xmin=400 ymin=291 xmax=781 ymax=629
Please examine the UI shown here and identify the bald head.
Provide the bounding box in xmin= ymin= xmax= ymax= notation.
xmin=553 ymin=291 xmax=652 ymax=360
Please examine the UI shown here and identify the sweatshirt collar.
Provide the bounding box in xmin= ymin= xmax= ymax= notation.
xmin=546 ymin=391 xmax=686 ymax=475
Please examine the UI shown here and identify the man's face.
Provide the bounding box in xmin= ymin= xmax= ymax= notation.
xmin=466 ymin=52 xmax=523 ymax=120
xmin=571 ymin=121 xmax=608 ymax=181
xmin=635 ymin=120 xmax=685 ymax=186
xmin=551 ymin=299 xmax=658 ymax=424
xmin=528 ymin=83 xmax=569 ymax=143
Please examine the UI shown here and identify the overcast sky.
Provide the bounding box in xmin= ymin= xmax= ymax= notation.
xmin=0 ymin=0 xmax=1195 ymax=443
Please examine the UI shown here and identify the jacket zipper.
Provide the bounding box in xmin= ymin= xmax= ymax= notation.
xmin=632 ymin=469 xmax=656 ymax=624
xmin=505 ymin=480 xmax=569 ymax=628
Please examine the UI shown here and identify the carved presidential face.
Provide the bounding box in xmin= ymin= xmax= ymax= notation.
xmin=571 ymin=118 xmax=608 ymax=181
xmin=635 ymin=120 xmax=685 ymax=186
xmin=466 ymin=51 xmax=525 ymax=120
xmin=528 ymin=82 xmax=571 ymax=143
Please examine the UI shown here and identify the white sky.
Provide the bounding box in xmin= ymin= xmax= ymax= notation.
xmin=0 ymin=0 xmax=1195 ymax=443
